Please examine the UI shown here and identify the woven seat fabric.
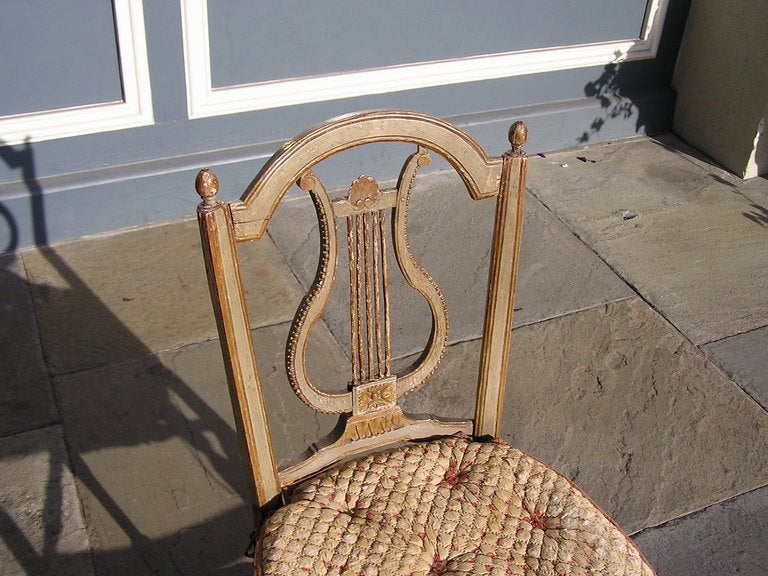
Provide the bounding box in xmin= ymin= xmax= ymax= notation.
xmin=257 ymin=436 xmax=653 ymax=576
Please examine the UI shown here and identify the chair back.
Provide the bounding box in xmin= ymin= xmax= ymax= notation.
xmin=195 ymin=110 xmax=528 ymax=510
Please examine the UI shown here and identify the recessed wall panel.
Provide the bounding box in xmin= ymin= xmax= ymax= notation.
xmin=208 ymin=0 xmax=648 ymax=88
xmin=0 ymin=0 xmax=123 ymax=116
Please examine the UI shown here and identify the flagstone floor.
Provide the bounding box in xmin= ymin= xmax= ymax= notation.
xmin=2 ymin=134 xmax=767 ymax=575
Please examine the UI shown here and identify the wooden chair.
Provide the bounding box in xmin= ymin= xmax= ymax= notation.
xmin=195 ymin=110 xmax=654 ymax=575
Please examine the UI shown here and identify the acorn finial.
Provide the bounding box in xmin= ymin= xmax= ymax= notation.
xmin=508 ymin=121 xmax=528 ymax=155
xmin=195 ymin=168 xmax=219 ymax=207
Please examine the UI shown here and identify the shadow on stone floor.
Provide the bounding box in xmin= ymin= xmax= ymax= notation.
xmin=3 ymin=133 xmax=768 ymax=576
xmin=2 ymin=262 xmax=254 ymax=576
xmin=0 ymin=141 xmax=255 ymax=575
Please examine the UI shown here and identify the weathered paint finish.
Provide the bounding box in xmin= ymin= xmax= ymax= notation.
xmin=196 ymin=111 xmax=527 ymax=502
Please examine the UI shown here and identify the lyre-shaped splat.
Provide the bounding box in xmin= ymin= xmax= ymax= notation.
xmin=286 ymin=147 xmax=449 ymax=407
xmin=196 ymin=111 xmax=528 ymax=505
xmin=280 ymin=146 xmax=468 ymax=485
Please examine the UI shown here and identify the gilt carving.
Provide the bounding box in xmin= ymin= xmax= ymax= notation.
xmin=285 ymin=171 xmax=352 ymax=414
xmin=195 ymin=168 xmax=219 ymax=207
xmin=391 ymin=148 xmax=449 ymax=397
xmin=337 ymin=408 xmax=411 ymax=444
xmin=197 ymin=110 xmax=527 ymax=505
xmin=353 ymin=377 xmax=396 ymax=414
xmin=358 ymin=382 xmax=395 ymax=411
xmin=348 ymin=176 xmax=381 ymax=210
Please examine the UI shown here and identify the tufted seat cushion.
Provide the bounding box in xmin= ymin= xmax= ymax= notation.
xmin=257 ymin=436 xmax=654 ymax=575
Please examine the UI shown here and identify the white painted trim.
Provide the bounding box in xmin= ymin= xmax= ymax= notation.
xmin=0 ymin=0 xmax=153 ymax=145
xmin=182 ymin=0 xmax=669 ymax=119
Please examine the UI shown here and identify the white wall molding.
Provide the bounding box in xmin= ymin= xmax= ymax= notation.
xmin=182 ymin=0 xmax=668 ymax=119
xmin=0 ymin=0 xmax=153 ymax=146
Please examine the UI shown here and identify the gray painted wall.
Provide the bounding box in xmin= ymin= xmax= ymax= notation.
xmin=0 ymin=1 xmax=690 ymax=251
xmin=0 ymin=1 xmax=122 ymax=115
xmin=208 ymin=1 xmax=647 ymax=86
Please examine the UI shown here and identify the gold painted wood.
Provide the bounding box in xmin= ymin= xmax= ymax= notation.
xmin=195 ymin=111 xmax=527 ymax=508
xmin=278 ymin=412 xmax=472 ymax=487
xmin=390 ymin=147 xmax=450 ymax=397
xmin=343 ymin=179 xmax=392 ymax=383
xmin=278 ymin=372 xmax=473 ymax=485
xmin=285 ymin=171 xmax=352 ymax=414
xmin=195 ymin=170 xmax=281 ymax=507
xmin=229 ymin=110 xmax=504 ymax=241
xmin=475 ymin=122 xmax=528 ymax=437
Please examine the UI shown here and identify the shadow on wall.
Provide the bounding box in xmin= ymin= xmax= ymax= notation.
xmin=578 ymin=59 xmax=658 ymax=145
xmin=0 ymin=139 xmax=45 ymax=251
xmin=0 ymin=140 xmax=252 ymax=574
xmin=0 ymin=199 xmax=18 ymax=253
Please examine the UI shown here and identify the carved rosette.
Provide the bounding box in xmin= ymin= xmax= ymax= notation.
xmin=353 ymin=377 xmax=396 ymax=415
xmin=348 ymin=175 xmax=381 ymax=210
xmin=358 ymin=383 xmax=395 ymax=411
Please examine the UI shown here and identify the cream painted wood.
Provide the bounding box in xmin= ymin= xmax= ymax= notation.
xmin=195 ymin=110 xmax=527 ymax=508
xmin=196 ymin=170 xmax=281 ymax=507
xmin=278 ymin=415 xmax=473 ymax=487
xmin=476 ymin=124 xmax=528 ymax=437
xmin=230 ymin=111 xmax=504 ymax=242
xmin=195 ymin=111 xmax=656 ymax=576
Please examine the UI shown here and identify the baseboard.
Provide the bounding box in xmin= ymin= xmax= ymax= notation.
xmin=2 ymin=88 xmax=675 ymax=251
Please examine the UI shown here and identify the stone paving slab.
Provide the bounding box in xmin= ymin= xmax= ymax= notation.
xmin=633 ymin=484 xmax=768 ymax=576
xmin=10 ymin=136 xmax=768 ymax=576
xmin=52 ymin=321 xmax=344 ymax=575
xmin=739 ymin=174 xmax=768 ymax=210
xmin=703 ymin=325 xmax=768 ymax=411
xmin=0 ymin=426 xmax=95 ymax=576
xmin=23 ymin=219 xmax=303 ymax=375
xmin=528 ymin=137 xmax=768 ymax=345
xmin=268 ymin=170 xmax=631 ymax=360
xmin=0 ymin=253 xmax=57 ymax=437
xmin=401 ymin=297 xmax=768 ymax=534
